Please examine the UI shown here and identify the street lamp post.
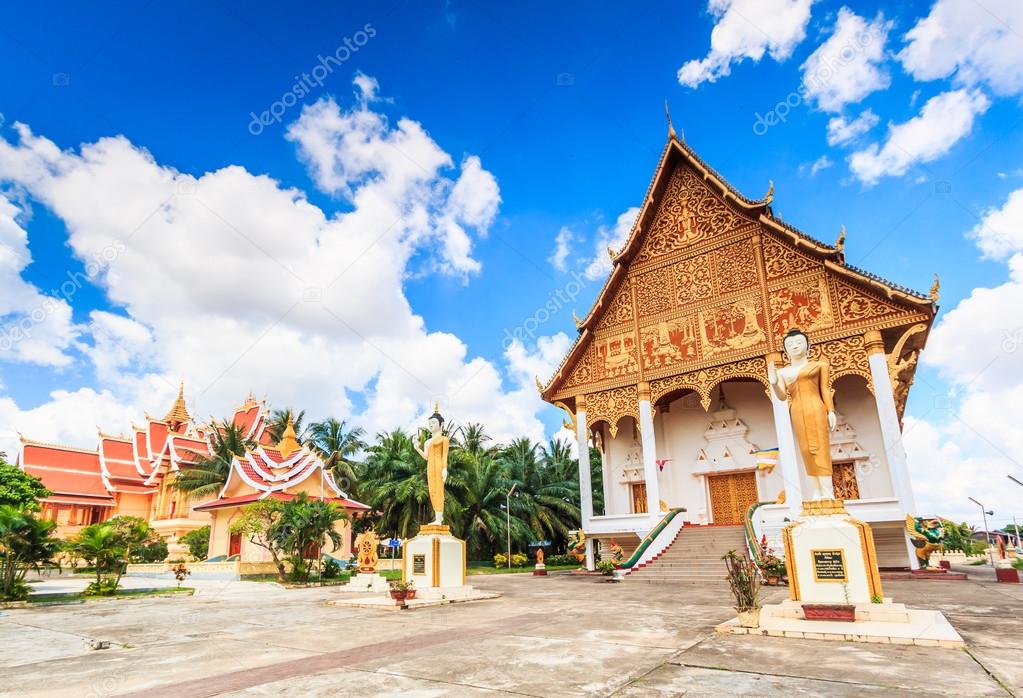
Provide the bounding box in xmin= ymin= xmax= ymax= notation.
xmin=1011 ymin=478 xmax=1023 ymax=549
xmin=968 ymin=496 xmax=994 ymax=563
xmin=506 ymin=483 xmax=517 ymax=569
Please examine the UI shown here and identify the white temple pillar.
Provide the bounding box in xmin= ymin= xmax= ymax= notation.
xmin=575 ymin=395 xmax=594 ymax=526
xmin=768 ymin=353 xmax=804 ymax=520
xmin=638 ymin=382 xmax=661 ymax=519
xmin=865 ymin=331 xmax=920 ymax=570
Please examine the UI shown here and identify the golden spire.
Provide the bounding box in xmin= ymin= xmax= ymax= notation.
xmin=763 ymin=180 xmax=774 ymax=205
xmin=836 ymin=225 xmax=846 ymax=252
xmin=275 ymin=415 xmax=301 ymax=458
xmin=573 ymin=310 xmax=583 ymax=329
xmin=665 ymin=100 xmax=678 ymax=141
xmin=433 ymin=400 xmax=440 ymax=413
xmin=929 ymin=273 xmax=940 ymax=303
xmin=163 ymin=381 xmax=191 ymax=425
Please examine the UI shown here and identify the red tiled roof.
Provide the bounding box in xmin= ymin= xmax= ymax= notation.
xmin=22 ymin=443 xmax=99 ymax=472
xmin=193 ymin=491 xmax=369 ymax=512
xmin=24 ymin=466 xmax=113 ymax=500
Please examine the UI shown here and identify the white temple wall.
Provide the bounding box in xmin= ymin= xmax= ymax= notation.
xmin=831 ymin=376 xmax=893 ymax=500
xmin=602 ymin=419 xmax=641 ymax=515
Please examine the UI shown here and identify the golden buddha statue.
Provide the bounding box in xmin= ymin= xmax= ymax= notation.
xmin=414 ymin=404 xmax=450 ymax=525
xmin=767 ymin=328 xmax=837 ymax=501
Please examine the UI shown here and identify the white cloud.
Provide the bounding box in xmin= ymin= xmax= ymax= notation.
xmin=0 ymin=193 xmax=78 ymax=366
xmin=583 ymin=207 xmax=640 ymax=281
xmin=801 ymin=8 xmax=891 ymax=113
xmin=826 ymin=108 xmax=879 ymax=146
xmin=908 ymin=186 xmax=1023 ymax=529
xmin=678 ymin=0 xmax=815 ymax=88
xmin=799 ymin=155 xmax=833 ymax=177
xmin=848 ymin=89 xmax=990 ymax=186
xmin=899 ymin=0 xmax=1023 ymax=97
xmin=548 ymin=226 xmax=573 ymax=271
xmin=0 ymin=75 xmax=555 ymax=457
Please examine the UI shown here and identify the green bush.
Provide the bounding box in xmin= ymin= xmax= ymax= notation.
xmin=493 ymin=553 xmax=507 ymax=567
xmin=511 ymin=553 xmax=528 ymax=567
xmin=135 ymin=539 xmax=168 ymax=563
xmin=83 ymin=579 xmax=119 ymax=596
xmin=321 ymin=558 xmax=342 ymax=579
xmin=596 ymin=560 xmax=617 ymax=576
xmin=3 ymin=579 xmax=30 ymax=601
xmin=181 ymin=526 xmax=210 ymax=561
xmin=545 ymin=554 xmax=577 ymax=566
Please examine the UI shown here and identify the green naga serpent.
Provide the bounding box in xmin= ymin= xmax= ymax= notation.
xmin=906 ymin=515 xmax=946 ymax=569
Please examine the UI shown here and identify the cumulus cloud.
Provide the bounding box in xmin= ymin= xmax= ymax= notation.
xmin=826 ymin=108 xmax=879 ymax=146
xmin=801 ymin=8 xmax=891 ymax=113
xmin=583 ymin=207 xmax=640 ymax=281
xmin=848 ymin=89 xmax=990 ymax=186
xmin=799 ymin=155 xmax=833 ymax=177
xmin=0 ymin=75 xmax=554 ymax=457
xmin=678 ymin=0 xmax=815 ymax=88
xmin=898 ymin=0 xmax=1023 ymax=97
xmin=548 ymin=226 xmax=573 ymax=271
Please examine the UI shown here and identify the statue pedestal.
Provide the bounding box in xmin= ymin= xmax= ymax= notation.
xmin=781 ymin=499 xmax=883 ymax=604
xmin=345 ymin=572 xmax=391 ymax=592
xmin=402 ymin=524 xmax=470 ymax=598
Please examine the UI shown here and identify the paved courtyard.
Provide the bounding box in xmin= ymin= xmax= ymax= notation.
xmin=1 ymin=571 xmax=1021 ymax=697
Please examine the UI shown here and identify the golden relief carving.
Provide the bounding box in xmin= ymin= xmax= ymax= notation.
xmin=714 ymin=239 xmax=759 ymax=295
xmin=596 ymin=280 xmax=634 ymax=330
xmin=635 ymin=266 xmax=675 ymax=318
xmin=835 ymin=281 xmax=901 ymax=325
xmin=636 ymin=166 xmax=752 ymax=263
xmin=597 ymin=332 xmax=639 ymax=379
xmin=768 ymin=276 xmax=834 ymax=337
xmin=831 ymin=462 xmax=860 ymax=500
xmin=763 ymin=237 xmax=817 ymax=280
xmin=674 ymin=256 xmax=714 ymax=306
xmin=650 ymin=357 xmax=769 ymax=410
xmin=641 ymin=317 xmax=698 ymax=371
xmin=888 ymin=324 xmax=927 ymax=420
xmin=699 ymin=298 xmax=767 ymax=357
xmin=586 ymin=385 xmax=640 ymax=438
xmin=809 ymin=335 xmax=872 ymax=392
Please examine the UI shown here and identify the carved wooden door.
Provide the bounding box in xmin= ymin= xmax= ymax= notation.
xmin=832 ymin=462 xmax=860 ymax=500
xmin=630 ymin=483 xmax=648 ymax=514
xmin=708 ymin=472 xmax=758 ymax=524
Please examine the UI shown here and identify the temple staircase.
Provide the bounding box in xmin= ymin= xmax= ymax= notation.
xmin=625 ymin=524 xmax=747 ymax=585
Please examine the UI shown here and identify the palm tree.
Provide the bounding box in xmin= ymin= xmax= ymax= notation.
xmin=452 ymin=422 xmax=493 ymax=463
xmin=446 ymin=453 xmax=530 ymax=559
xmin=273 ymin=493 xmax=348 ymax=583
xmin=66 ymin=523 xmax=125 ymax=590
xmin=173 ymin=420 xmax=252 ymax=501
xmin=0 ymin=505 xmax=60 ymax=600
xmin=360 ymin=430 xmax=431 ymax=539
xmin=306 ymin=418 xmax=367 ymax=495
xmin=502 ymin=438 xmax=581 ymax=548
xmin=265 ymin=408 xmax=306 ymax=443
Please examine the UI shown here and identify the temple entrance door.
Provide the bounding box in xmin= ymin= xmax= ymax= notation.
xmin=630 ymin=483 xmax=648 ymax=514
xmin=228 ymin=532 xmax=242 ymax=558
xmin=708 ymin=472 xmax=758 ymax=525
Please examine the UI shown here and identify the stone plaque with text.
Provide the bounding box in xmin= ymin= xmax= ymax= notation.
xmin=412 ymin=554 xmax=426 ymax=575
xmin=811 ymin=549 xmax=847 ymax=582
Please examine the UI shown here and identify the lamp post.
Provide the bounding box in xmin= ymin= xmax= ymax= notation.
xmin=506 ymin=483 xmax=517 ymax=569
xmin=968 ymin=496 xmax=994 ymax=563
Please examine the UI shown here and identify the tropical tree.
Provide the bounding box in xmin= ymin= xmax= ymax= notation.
xmin=230 ymin=500 xmax=288 ymax=582
xmin=446 ymin=453 xmax=530 ymax=559
xmin=306 ymin=417 xmax=367 ymax=494
xmin=274 ymin=494 xmax=348 ymax=583
xmin=0 ymin=462 xmax=51 ymax=511
xmin=501 ymin=438 xmax=580 ymax=550
xmin=0 ymin=505 xmax=60 ymax=600
xmin=361 ymin=430 xmax=431 ymax=539
xmin=452 ymin=423 xmax=494 ymax=463
xmin=65 ymin=523 xmax=126 ymax=593
xmin=181 ymin=525 xmax=210 ymax=561
xmin=107 ymin=516 xmax=158 ymax=564
xmin=173 ymin=420 xmax=252 ymax=500
xmin=265 ymin=408 xmax=306 ymax=443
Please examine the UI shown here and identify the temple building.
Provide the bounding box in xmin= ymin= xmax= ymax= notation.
xmin=17 ymin=388 xmax=366 ymax=561
xmin=539 ymin=131 xmax=935 ymax=573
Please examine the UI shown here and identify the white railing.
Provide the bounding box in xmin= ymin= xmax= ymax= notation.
xmin=629 ymin=512 xmax=685 ymax=571
xmin=585 ymin=512 xmax=659 ymax=537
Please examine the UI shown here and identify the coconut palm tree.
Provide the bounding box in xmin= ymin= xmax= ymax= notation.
xmin=452 ymin=422 xmax=494 ymax=463
xmin=360 ymin=430 xmax=431 ymax=539
xmin=265 ymin=408 xmax=306 ymax=443
xmin=173 ymin=420 xmax=252 ymax=501
xmin=502 ymin=438 xmax=580 ymax=547
xmin=306 ymin=418 xmax=367 ymax=495
xmin=446 ymin=453 xmax=530 ymax=559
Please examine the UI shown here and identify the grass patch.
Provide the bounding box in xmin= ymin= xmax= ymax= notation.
xmin=467 ymin=564 xmax=580 ymax=575
xmin=967 ymin=559 xmax=989 ymax=566
xmin=29 ymin=587 xmax=195 ymax=603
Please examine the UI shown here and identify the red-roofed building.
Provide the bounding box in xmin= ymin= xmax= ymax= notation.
xmin=194 ymin=418 xmax=369 ymax=562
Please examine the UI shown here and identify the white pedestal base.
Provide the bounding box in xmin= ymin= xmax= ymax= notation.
xmin=344 ymin=573 xmax=391 ymax=592
xmin=402 ymin=525 xmax=467 ymax=590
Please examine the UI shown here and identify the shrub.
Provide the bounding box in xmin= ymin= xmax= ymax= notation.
xmin=493 ymin=553 xmax=508 ymax=568
xmin=321 ymin=558 xmax=342 ymax=579
xmin=3 ymin=579 xmax=30 ymax=601
xmin=595 ymin=560 xmax=617 ymax=576
xmin=135 ymin=539 xmax=168 ymax=563
xmin=83 ymin=578 xmax=119 ymax=596
xmin=181 ymin=526 xmax=210 ymax=561
xmin=511 ymin=553 xmax=528 ymax=567
xmin=545 ymin=554 xmax=576 ymax=566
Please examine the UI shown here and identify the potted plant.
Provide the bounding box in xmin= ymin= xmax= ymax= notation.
xmin=389 ymin=580 xmax=413 ymax=604
xmin=761 ymin=555 xmax=786 ymax=586
xmin=722 ymin=550 xmax=761 ymax=628
xmin=802 ymin=583 xmax=856 ymax=622
xmin=596 ymin=559 xmax=618 ymax=580
xmin=171 ymin=563 xmax=191 ymax=588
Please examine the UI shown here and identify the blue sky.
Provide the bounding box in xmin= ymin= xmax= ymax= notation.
xmin=2 ymin=0 xmax=1023 ymax=528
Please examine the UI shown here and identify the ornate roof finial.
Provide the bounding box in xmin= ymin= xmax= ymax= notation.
xmin=763 ymin=180 xmax=774 ymax=205
xmin=535 ymin=376 xmax=544 ymax=394
xmin=929 ymin=273 xmax=940 ymax=303
xmin=275 ymin=414 xmax=301 ymax=458
xmin=665 ymin=100 xmax=678 ymax=141
xmin=573 ymin=310 xmax=583 ymax=329
xmin=163 ymin=381 xmax=191 ymax=425
xmin=836 ymin=225 xmax=846 ymax=252
xmin=433 ymin=400 xmax=440 ymax=414
xmin=607 ymin=245 xmax=616 ymax=261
